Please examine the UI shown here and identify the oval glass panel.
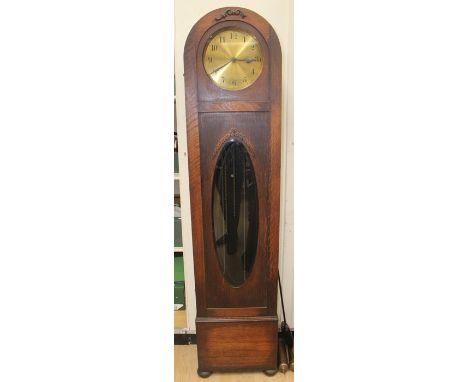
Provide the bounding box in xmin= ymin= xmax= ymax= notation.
xmin=212 ymin=139 xmax=259 ymax=287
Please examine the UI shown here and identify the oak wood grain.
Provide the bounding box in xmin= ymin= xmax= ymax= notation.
xmin=197 ymin=319 xmax=278 ymax=371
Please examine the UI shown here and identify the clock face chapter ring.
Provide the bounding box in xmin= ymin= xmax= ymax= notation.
xmin=202 ymin=28 xmax=264 ymax=91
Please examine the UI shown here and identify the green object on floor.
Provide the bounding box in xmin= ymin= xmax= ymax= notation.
xmin=174 ymin=152 xmax=179 ymax=173
xmin=174 ymin=256 xmax=185 ymax=309
xmin=174 ymin=217 xmax=182 ymax=248
xmin=174 ymin=281 xmax=185 ymax=309
xmin=174 ymin=255 xmax=185 ymax=282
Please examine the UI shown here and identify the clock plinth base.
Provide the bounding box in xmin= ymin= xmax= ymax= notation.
xmin=196 ymin=317 xmax=278 ymax=373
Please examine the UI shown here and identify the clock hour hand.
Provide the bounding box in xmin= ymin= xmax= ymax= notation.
xmin=233 ymin=57 xmax=256 ymax=63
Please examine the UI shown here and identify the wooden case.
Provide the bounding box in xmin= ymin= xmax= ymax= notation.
xmin=183 ymin=7 xmax=282 ymax=376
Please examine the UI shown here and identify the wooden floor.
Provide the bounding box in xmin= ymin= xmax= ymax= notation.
xmin=174 ymin=309 xmax=187 ymax=329
xmin=174 ymin=345 xmax=294 ymax=382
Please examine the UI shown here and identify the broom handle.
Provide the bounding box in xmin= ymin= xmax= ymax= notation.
xmin=278 ymin=270 xmax=287 ymax=325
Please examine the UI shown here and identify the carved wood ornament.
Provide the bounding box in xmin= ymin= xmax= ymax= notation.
xmin=215 ymin=9 xmax=247 ymax=21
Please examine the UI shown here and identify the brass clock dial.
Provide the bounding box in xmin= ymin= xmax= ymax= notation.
xmin=203 ymin=29 xmax=263 ymax=91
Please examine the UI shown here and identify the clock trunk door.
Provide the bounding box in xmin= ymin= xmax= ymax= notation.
xmin=199 ymin=112 xmax=270 ymax=316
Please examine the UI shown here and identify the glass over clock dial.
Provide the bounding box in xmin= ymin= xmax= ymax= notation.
xmin=203 ymin=29 xmax=264 ymax=91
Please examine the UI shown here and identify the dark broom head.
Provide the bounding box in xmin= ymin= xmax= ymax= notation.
xmin=280 ymin=321 xmax=294 ymax=349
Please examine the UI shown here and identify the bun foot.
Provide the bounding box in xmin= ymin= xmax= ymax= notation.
xmin=197 ymin=369 xmax=212 ymax=378
xmin=263 ymin=369 xmax=278 ymax=376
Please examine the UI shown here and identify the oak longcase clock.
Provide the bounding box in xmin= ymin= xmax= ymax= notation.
xmin=183 ymin=7 xmax=282 ymax=377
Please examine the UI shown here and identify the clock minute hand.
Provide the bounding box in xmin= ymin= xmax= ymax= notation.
xmin=209 ymin=59 xmax=232 ymax=75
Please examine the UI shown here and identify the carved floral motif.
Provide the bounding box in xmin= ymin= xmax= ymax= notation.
xmin=211 ymin=128 xmax=255 ymax=160
xmin=215 ymin=9 xmax=247 ymax=21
